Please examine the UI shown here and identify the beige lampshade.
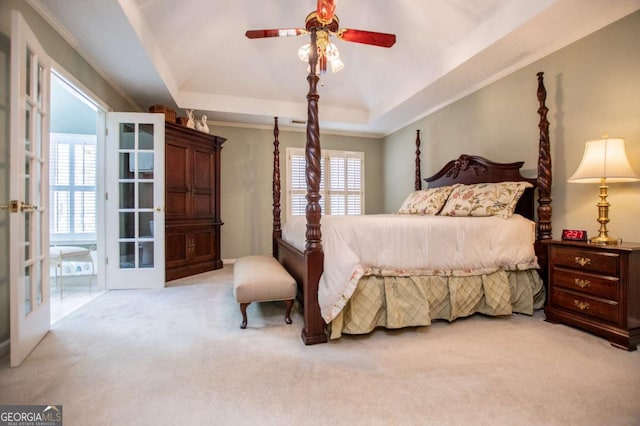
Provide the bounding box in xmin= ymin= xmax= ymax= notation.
xmin=568 ymin=138 xmax=640 ymax=183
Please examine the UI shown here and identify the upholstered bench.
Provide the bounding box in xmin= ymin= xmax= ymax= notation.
xmin=233 ymin=255 xmax=297 ymax=329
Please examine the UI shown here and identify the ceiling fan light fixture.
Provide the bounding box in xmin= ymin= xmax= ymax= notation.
xmin=247 ymin=0 xmax=394 ymax=76
xmin=297 ymin=39 xmax=343 ymax=74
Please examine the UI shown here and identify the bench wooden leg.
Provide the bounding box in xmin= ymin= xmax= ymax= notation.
xmin=239 ymin=302 xmax=250 ymax=329
xmin=284 ymin=299 xmax=293 ymax=324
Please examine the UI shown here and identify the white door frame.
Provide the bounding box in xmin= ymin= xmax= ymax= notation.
xmin=49 ymin=69 xmax=109 ymax=294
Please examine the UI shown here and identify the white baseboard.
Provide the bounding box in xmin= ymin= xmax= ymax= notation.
xmin=223 ymin=256 xmax=276 ymax=265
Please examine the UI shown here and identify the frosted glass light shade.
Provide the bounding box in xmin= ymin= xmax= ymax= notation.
xmin=297 ymin=43 xmax=312 ymax=62
xmin=568 ymin=138 xmax=640 ymax=183
xmin=298 ymin=41 xmax=343 ymax=74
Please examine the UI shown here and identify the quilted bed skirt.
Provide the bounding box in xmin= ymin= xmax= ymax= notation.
xmin=329 ymin=269 xmax=545 ymax=339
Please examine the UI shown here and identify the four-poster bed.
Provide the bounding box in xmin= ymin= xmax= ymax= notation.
xmin=272 ymin=67 xmax=552 ymax=345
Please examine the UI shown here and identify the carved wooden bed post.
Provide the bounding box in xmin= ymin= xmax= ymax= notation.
xmin=536 ymin=72 xmax=552 ymax=239
xmin=272 ymin=116 xmax=281 ymax=258
xmin=415 ymin=129 xmax=422 ymax=191
xmin=302 ymin=29 xmax=328 ymax=345
xmin=535 ymin=71 xmax=552 ymax=281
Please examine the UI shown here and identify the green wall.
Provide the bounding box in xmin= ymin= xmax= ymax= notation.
xmin=383 ymin=11 xmax=640 ymax=243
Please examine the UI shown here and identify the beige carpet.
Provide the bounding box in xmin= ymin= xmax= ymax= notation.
xmin=1 ymin=264 xmax=639 ymax=425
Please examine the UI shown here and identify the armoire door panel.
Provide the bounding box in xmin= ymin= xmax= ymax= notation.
xmin=193 ymin=193 xmax=214 ymax=217
xmin=165 ymin=143 xmax=189 ymax=187
xmin=165 ymin=142 xmax=192 ymax=219
xmin=165 ymin=191 xmax=190 ymax=218
xmin=191 ymin=145 xmax=215 ymax=218
xmin=193 ymin=149 xmax=214 ymax=192
xmin=191 ymin=226 xmax=217 ymax=263
xmin=165 ymin=228 xmax=189 ymax=268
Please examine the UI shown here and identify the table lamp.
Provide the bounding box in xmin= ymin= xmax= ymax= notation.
xmin=568 ymin=136 xmax=640 ymax=244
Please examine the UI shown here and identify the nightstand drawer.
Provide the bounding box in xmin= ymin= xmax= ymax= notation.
xmin=552 ymin=267 xmax=618 ymax=300
xmin=552 ymin=246 xmax=619 ymax=275
xmin=551 ymin=288 xmax=619 ymax=324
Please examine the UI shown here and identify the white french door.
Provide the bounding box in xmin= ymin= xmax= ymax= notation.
xmin=5 ymin=11 xmax=51 ymax=367
xmin=105 ymin=113 xmax=165 ymax=288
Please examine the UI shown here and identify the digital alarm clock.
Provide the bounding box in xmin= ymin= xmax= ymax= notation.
xmin=561 ymin=229 xmax=588 ymax=242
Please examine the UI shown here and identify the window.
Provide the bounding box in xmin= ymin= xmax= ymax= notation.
xmin=286 ymin=148 xmax=364 ymax=217
xmin=49 ymin=133 xmax=97 ymax=242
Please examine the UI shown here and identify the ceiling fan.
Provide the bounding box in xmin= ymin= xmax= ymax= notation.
xmin=245 ymin=0 xmax=396 ymax=74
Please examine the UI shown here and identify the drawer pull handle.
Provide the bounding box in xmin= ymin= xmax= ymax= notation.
xmin=574 ymin=278 xmax=591 ymax=288
xmin=574 ymin=256 xmax=591 ymax=267
xmin=574 ymin=300 xmax=590 ymax=311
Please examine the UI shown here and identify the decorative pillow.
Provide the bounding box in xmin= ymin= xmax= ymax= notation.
xmin=397 ymin=185 xmax=458 ymax=215
xmin=439 ymin=181 xmax=533 ymax=218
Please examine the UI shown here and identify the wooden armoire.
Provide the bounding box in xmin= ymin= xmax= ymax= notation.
xmin=164 ymin=121 xmax=226 ymax=281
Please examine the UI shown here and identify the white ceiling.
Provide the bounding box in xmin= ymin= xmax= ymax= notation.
xmin=32 ymin=0 xmax=640 ymax=137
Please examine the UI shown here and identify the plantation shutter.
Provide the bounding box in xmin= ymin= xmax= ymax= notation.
xmin=50 ymin=139 xmax=71 ymax=233
xmin=329 ymin=156 xmax=345 ymax=215
xmin=49 ymin=133 xmax=97 ymax=241
xmin=346 ymin=155 xmax=362 ymax=215
xmin=287 ymin=148 xmax=364 ymax=217
xmin=74 ymin=142 xmax=97 ymax=233
xmin=289 ymin=152 xmax=307 ymax=216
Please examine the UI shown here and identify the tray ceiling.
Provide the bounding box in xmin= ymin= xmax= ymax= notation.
xmin=32 ymin=0 xmax=640 ymax=136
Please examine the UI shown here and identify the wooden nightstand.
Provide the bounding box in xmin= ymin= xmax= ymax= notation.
xmin=544 ymin=240 xmax=640 ymax=350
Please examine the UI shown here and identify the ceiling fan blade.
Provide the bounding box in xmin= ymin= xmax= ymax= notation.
xmin=317 ymin=0 xmax=337 ymax=24
xmin=245 ymin=28 xmax=307 ymax=39
xmin=337 ymin=29 xmax=396 ymax=48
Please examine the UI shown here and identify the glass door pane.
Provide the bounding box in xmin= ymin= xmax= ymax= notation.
xmin=117 ymin=123 xmax=156 ymax=269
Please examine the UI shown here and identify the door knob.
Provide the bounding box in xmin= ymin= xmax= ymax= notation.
xmin=1 ymin=200 xmax=19 ymax=213
xmin=155 ymin=206 xmax=162 ymax=212
xmin=20 ymin=202 xmax=39 ymax=212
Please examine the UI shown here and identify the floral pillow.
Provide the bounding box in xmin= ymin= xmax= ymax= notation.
xmin=397 ymin=185 xmax=458 ymax=215
xmin=439 ymin=181 xmax=533 ymax=218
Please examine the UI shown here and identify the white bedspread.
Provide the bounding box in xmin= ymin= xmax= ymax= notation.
xmin=282 ymin=214 xmax=538 ymax=323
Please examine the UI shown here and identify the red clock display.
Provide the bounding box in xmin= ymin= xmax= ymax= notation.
xmin=562 ymin=229 xmax=588 ymax=241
